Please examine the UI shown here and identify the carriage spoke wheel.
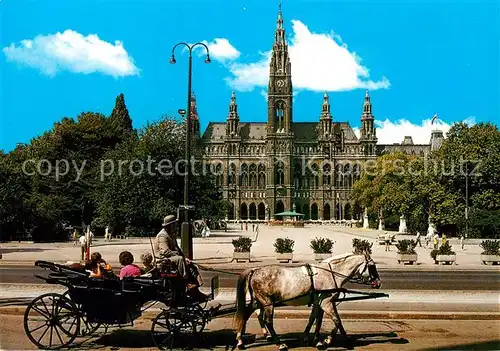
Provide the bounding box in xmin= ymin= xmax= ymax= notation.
xmin=62 ymin=289 xmax=101 ymax=336
xmin=151 ymin=307 xmax=206 ymax=350
xmin=24 ymin=292 xmax=80 ymax=350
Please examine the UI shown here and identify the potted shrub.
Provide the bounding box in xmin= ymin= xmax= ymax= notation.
xmin=274 ymin=237 xmax=295 ymax=263
xmin=433 ymin=241 xmax=456 ymax=265
xmin=232 ymin=237 xmax=252 ymax=262
xmin=480 ymin=240 xmax=500 ymax=265
xmin=310 ymin=237 xmax=334 ymax=261
xmin=395 ymin=239 xmax=418 ymax=264
xmin=352 ymin=238 xmax=373 ymax=254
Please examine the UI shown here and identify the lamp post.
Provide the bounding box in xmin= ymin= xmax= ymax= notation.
xmin=465 ymin=162 xmax=469 ymax=239
xmin=170 ymin=42 xmax=211 ymax=260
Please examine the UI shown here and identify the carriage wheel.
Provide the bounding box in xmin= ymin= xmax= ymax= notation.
xmin=24 ymin=293 xmax=80 ymax=350
xmin=151 ymin=308 xmax=206 ymax=350
xmin=62 ymin=290 xmax=101 ymax=336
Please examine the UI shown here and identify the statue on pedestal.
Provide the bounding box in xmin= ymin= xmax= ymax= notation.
xmin=399 ymin=214 xmax=407 ymax=233
xmin=363 ymin=207 xmax=369 ymax=229
xmin=378 ymin=208 xmax=385 ymax=231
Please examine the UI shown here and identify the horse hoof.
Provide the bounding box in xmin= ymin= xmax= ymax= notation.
xmin=266 ymin=335 xmax=273 ymax=342
xmin=278 ymin=344 xmax=288 ymax=351
xmin=237 ymin=344 xmax=246 ymax=350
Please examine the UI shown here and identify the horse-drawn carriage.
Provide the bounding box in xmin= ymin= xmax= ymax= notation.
xmin=24 ymin=252 xmax=389 ymax=350
xmin=23 ymin=260 xmax=226 ymax=350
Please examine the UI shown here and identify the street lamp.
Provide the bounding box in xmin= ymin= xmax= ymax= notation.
xmin=170 ymin=42 xmax=211 ymax=260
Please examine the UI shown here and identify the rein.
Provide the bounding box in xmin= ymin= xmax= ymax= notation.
xmin=193 ymin=259 xmax=373 ymax=286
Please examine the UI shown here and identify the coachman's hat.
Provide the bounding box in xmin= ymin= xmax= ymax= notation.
xmin=162 ymin=215 xmax=177 ymax=227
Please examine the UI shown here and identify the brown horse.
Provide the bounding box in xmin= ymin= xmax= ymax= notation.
xmin=234 ymin=251 xmax=381 ymax=350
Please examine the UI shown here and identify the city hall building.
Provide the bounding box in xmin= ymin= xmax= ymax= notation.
xmin=197 ymin=7 xmax=443 ymax=221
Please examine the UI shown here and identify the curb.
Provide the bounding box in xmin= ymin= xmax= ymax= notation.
xmin=0 ymin=305 xmax=498 ymax=320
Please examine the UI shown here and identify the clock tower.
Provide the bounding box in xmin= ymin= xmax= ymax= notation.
xmin=267 ymin=4 xmax=293 ymax=134
xmin=266 ymin=4 xmax=295 ymax=215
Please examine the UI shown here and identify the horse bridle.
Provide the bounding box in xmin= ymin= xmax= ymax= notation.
xmin=356 ymin=258 xmax=380 ymax=286
xmin=322 ymin=256 xmax=379 ymax=287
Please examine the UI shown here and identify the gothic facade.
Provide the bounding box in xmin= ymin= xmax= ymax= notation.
xmin=199 ymin=7 xmax=443 ymax=221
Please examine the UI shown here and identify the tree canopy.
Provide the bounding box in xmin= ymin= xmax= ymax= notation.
xmin=0 ymin=94 xmax=228 ymax=241
xmin=351 ymin=122 xmax=499 ymax=238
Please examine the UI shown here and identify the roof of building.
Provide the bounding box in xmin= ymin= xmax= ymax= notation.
xmin=202 ymin=121 xmax=359 ymax=142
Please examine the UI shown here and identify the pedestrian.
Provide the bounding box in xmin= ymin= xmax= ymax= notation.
xmin=415 ymin=231 xmax=422 ymax=247
xmin=240 ymin=222 xmax=243 ymax=231
xmin=72 ymin=230 xmax=78 ymax=246
xmin=79 ymin=235 xmax=87 ymax=261
xmin=433 ymin=233 xmax=439 ymax=249
xmin=245 ymin=222 xmax=248 ymax=231
xmin=442 ymin=234 xmax=447 ymax=247
xmin=252 ymin=224 xmax=255 ymax=232
xmin=460 ymin=234 xmax=465 ymax=250
xmin=256 ymin=224 xmax=259 ymax=234
xmin=105 ymin=226 xmax=110 ymax=241
xmin=384 ymin=231 xmax=391 ymax=252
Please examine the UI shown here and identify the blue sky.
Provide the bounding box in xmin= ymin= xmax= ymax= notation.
xmin=1 ymin=0 xmax=498 ymax=152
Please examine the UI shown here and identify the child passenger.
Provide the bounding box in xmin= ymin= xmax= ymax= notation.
xmin=119 ymin=251 xmax=142 ymax=279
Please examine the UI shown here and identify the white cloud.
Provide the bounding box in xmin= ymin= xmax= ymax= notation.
xmin=201 ymin=38 xmax=240 ymax=62
xmin=2 ymin=29 xmax=139 ymax=77
xmin=352 ymin=116 xmax=476 ymax=144
xmin=218 ymin=20 xmax=389 ymax=92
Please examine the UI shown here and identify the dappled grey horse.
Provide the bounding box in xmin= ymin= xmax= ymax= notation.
xmin=234 ymin=252 xmax=381 ymax=350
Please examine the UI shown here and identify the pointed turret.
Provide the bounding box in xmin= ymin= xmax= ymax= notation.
xmin=226 ymin=91 xmax=239 ymax=137
xmin=275 ymin=2 xmax=285 ymax=45
xmin=190 ymin=92 xmax=200 ymax=136
xmin=318 ymin=91 xmax=333 ymax=139
xmin=359 ymin=91 xmax=377 ymax=155
xmin=320 ymin=91 xmax=332 ymax=119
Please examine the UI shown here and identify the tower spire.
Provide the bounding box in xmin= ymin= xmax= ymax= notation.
xmin=275 ymin=2 xmax=285 ymax=44
xmin=321 ymin=91 xmax=331 ymax=118
xmin=360 ymin=90 xmax=376 ymax=154
xmin=226 ymin=91 xmax=239 ymax=137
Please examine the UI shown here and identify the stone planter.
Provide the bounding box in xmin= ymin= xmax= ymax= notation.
xmin=481 ymin=254 xmax=500 ymax=265
xmin=315 ymin=253 xmax=332 ymax=262
xmin=397 ymin=253 xmax=418 ymax=265
xmin=276 ymin=253 xmax=293 ymax=263
xmin=233 ymin=251 xmax=251 ymax=263
xmin=436 ymin=254 xmax=456 ymax=265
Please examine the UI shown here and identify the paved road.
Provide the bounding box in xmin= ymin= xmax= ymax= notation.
xmin=1 ymin=265 xmax=499 ymax=290
xmin=2 ymin=313 xmax=499 ymax=350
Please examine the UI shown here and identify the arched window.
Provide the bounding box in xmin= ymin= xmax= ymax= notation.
xmin=215 ymin=163 xmax=223 ymax=187
xmin=275 ymin=101 xmax=285 ymax=132
xmin=240 ymin=163 xmax=249 ymax=187
xmin=323 ymin=163 xmax=331 ymax=186
xmin=228 ymin=163 xmax=236 ymax=186
xmin=258 ymin=163 xmax=266 ymax=188
xmin=249 ymin=163 xmax=258 ymax=187
xmin=335 ymin=164 xmax=343 ymax=188
xmin=276 ymin=161 xmax=285 ymax=186
xmin=311 ymin=164 xmax=319 ymax=188
xmin=343 ymin=164 xmax=352 ymax=188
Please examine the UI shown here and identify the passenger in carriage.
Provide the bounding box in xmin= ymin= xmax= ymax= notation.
xmin=118 ymin=251 xmax=142 ymax=279
xmin=139 ymin=252 xmax=160 ymax=277
xmin=85 ymin=252 xmax=113 ymax=278
xmin=155 ymin=215 xmax=208 ymax=302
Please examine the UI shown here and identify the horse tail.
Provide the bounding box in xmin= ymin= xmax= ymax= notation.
xmin=234 ymin=268 xmax=254 ymax=331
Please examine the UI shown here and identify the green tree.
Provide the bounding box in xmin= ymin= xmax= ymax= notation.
xmin=93 ymin=116 xmax=228 ymax=236
xmin=109 ymin=93 xmax=134 ymax=137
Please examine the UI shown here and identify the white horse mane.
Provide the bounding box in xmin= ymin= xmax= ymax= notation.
xmin=321 ymin=252 xmax=354 ymax=263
